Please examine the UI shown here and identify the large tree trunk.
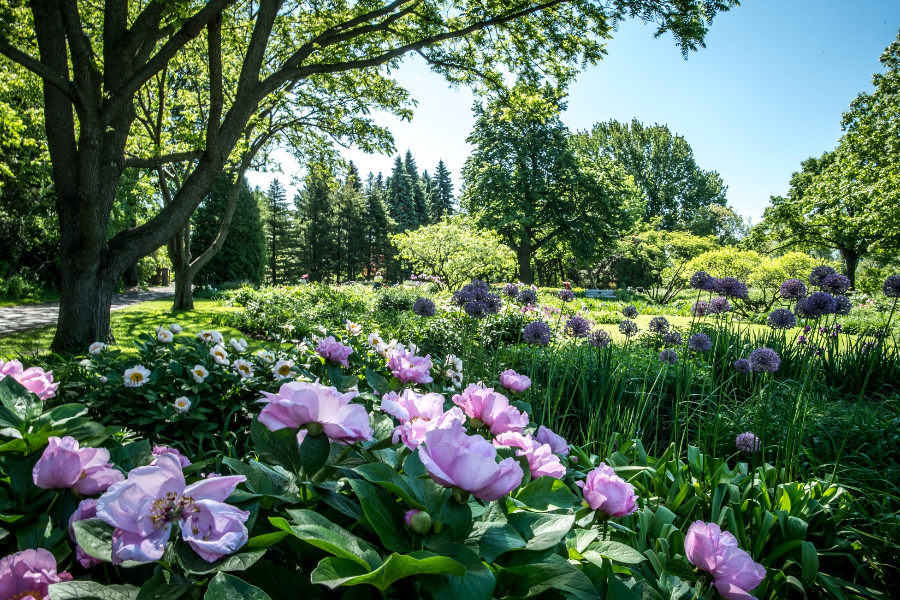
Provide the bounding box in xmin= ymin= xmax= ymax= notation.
xmin=172 ymin=266 xmax=195 ymax=310
xmin=839 ymin=248 xmax=861 ymax=290
xmin=516 ymin=244 xmax=534 ymax=285
xmin=123 ymin=263 xmax=140 ymax=287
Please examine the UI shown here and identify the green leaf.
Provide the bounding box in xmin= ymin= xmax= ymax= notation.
xmin=419 ymin=543 xmax=496 ymax=600
xmin=349 ymin=479 xmax=412 ymax=552
xmin=799 ymin=540 xmax=819 ymax=590
xmin=277 ymin=510 xmax=382 ymax=570
xmin=514 ymin=476 xmax=576 ymax=511
xmin=463 ymin=521 xmax=526 ymax=562
xmin=365 ymin=368 xmax=390 ymax=395
xmin=300 ymin=432 xmax=330 ymax=476
xmin=368 ymin=411 xmax=395 ymax=445
xmin=134 ymin=571 xmax=194 ymax=600
xmin=310 ymin=552 xmax=466 ymax=592
xmin=204 ymin=572 xmax=271 ymax=600
xmin=0 ymin=377 xmax=42 ymax=426
xmin=585 ymin=540 xmax=646 ymax=565
xmin=496 ymin=553 xmax=599 ymax=600
xmin=250 ymin=418 xmax=302 ymax=475
xmin=662 ymin=559 xmax=700 ymax=583
xmin=354 ymin=461 xmax=426 ymax=510
xmin=16 ymin=514 xmax=52 ymax=550
xmin=72 ymin=518 xmax=114 ymax=563
xmin=605 ymin=572 xmax=640 ymax=600
xmin=174 ymin=540 xmax=266 ymax=574
xmin=507 ymin=512 xmax=575 ymax=551
xmin=439 ymin=498 xmax=473 ymax=541
xmin=244 ymin=559 xmax=328 ymax=600
xmin=49 ymin=582 xmax=132 ymax=600
xmin=309 ymin=485 xmax=365 ymax=521
xmin=245 ymin=532 xmax=290 ymax=549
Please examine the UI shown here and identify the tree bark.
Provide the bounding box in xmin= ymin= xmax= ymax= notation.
xmin=516 ymin=244 xmax=534 ymax=285
xmin=839 ymin=247 xmax=861 ymax=290
xmin=172 ymin=264 xmax=195 ymax=310
xmin=123 ymin=263 xmax=140 ymax=287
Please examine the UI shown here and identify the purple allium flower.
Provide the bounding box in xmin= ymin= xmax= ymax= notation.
xmin=413 ymin=297 xmax=436 ymax=317
xmin=688 ymin=333 xmax=712 ymax=353
xmin=799 ymin=291 xmax=837 ymax=318
xmin=690 ymin=271 xmax=715 ymax=291
xmin=564 ymin=315 xmax=591 ymax=338
xmin=523 ymin=321 xmax=551 ymax=345
xmin=733 ymin=358 xmax=751 ymax=373
xmin=779 ymin=279 xmax=807 ymax=300
xmin=834 ymin=295 xmax=852 ymax=316
xmin=517 ymin=288 xmax=538 ymax=305
xmin=659 ymin=349 xmax=678 ymax=364
xmin=735 ymin=432 xmax=761 ymax=453
xmin=648 ymin=316 xmax=670 ymax=334
xmin=464 ymin=300 xmax=488 ymax=319
xmin=589 ymin=329 xmax=611 ymax=348
xmin=766 ymin=308 xmax=797 ymax=330
xmin=883 ymin=275 xmax=900 ymax=298
xmin=709 ymin=297 xmax=731 ymax=314
xmin=451 ymin=289 xmax=474 ymax=307
xmin=558 ymin=289 xmax=575 ymax=302
xmin=820 ymin=273 xmax=851 ymax=295
xmin=749 ymin=347 xmax=780 ymax=373
xmin=622 ymin=305 xmax=638 ymax=318
xmin=502 ymin=283 xmax=520 ymax=298
xmin=618 ymin=319 xmax=638 ymax=338
xmin=809 ymin=265 xmax=836 ymax=288
xmin=714 ymin=277 xmax=748 ymax=299
xmin=663 ymin=331 xmax=683 ymax=346
xmin=691 ymin=301 xmax=710 ymax=317
xmin=483 ymin=293 xmax=502 ymax=314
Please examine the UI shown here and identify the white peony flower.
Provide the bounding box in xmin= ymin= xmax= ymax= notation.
xmin=345 ymin=320 xmax=363 ymax=336
xmin=209 ymin=344 xmax=230 ymax=365
xmin=367 ymin=332 xmax=384 ymax=350
xmin=197 ymin=330 xmax=223 ymax=345
xmin=316 ymin=325 xmax=327 ymax=335
xmin=89 ymin=342 xmax=106 ymax=355
xmin=124 ymin=365 xmax=151 ymax=388
xmin=191 ymin=365 xmax=209 ymax=383
xmin=233 ymin=359 xmax=254 ymax=378
xmin=272 ymin=359 xmax=295 ymax=379
xmin=99 ymin=376 xmax=107 ymax=384
xmin=157 ymin=329 xmax=174 ymax=343
xmin=174 ymin=397 xmax=191 ymax=413
xmin=256 ymin=349 xmax=275 ymax=364
xmin=450 ymin=371 xmax=463 ymax=387
xmin=444 ymin=354 xmax=463 ymax=372
xmin=229 ymin=338 xmax=248 ymax=353
xmin=170 ymin=323 xmax=183 ymax=334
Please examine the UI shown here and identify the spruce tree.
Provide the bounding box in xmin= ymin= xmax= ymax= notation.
xmin=295 ymin=166 xmax=338 ymax=282
xmin=404 ymin=150 xmax=430 ymax=226
xmin=432 ymin=160 xmax=455 ymax=221
xmin=263 ymin=179 xmax=292 ymax=284
xmin=347 ymin=160 xmax=363 ymax=192
xmin=334 ymin=179 xmax=368 ymax=281
xmin=363 ymin=172 xmax=393 ymax=279
xmin=387 ymin=156 xmax=416 ymax=231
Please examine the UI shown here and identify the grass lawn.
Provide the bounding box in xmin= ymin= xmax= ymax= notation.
xmin=0 ymin=299 xmax=245 ymax=359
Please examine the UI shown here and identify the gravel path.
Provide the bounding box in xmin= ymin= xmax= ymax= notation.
xmin=0 ymin=286 xmax=175 ymax=334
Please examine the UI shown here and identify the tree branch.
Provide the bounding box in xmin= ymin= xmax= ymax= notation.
xmin=124 ymin=151 xmax=204 ymax=168
xmin=206 ymin=13 xmax=224 ymax=158
xmin=0 ymin=38 xmax=78 ymax=102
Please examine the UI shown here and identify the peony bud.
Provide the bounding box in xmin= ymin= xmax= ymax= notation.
xmin=405 ymin=509 xmax=431 ymax=534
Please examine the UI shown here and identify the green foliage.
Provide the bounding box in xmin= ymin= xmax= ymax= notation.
xmin=390 ymin=216 xmax=516 ymax=290
xmin=262 ymin=180 xmax=293 ymax=285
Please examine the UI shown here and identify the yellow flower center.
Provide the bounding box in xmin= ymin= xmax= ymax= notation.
xmin=130 ymin=373 xmax=144 ymax=382
xmin=278 ymin=365 xmax=291 ymax=376
xmin=10 ymin=590 xmax=42 ymax=600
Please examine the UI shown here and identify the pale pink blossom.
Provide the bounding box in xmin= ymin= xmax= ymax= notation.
xmin=387 ymin=349 xmax=433 ymax=384
xmin=316 ymin=336 xmax=353 ymax=368
xmin=499 ymin=369 xmax=531 ymax=393
xmin=381 ymin=389 xmax=464 ymax=449
xmin=32 ymin=436 xmax=123 ymax=495
xmin=576 ymin=464 xmax=637 ymax=518
xmin=96 ymin=453 xmax=247 ymax=564
xmin=0 ymin=549 xmax=71 ymax=600
xmin=452 ymin=383 xmax=529 ymax=435
xmin=257 ymin=381 xmax=372 ymax=444
xmin=493 ymin=432 xmax=566 ymax=479
xmin=151 ymin=446 xmax=192 ymax=468
xmin=418 ymin=419 xmax=523 ymax=501
xmin=536 ymin=425 xmax=569 ymax=456
xmin=685 ymin=521 xmax=766 ymax=600
xmin=0 ymin=360 xmax=58 ymax=400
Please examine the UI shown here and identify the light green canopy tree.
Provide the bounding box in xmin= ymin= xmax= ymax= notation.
xmin=0 ymin=0 xmax=737 ymax=349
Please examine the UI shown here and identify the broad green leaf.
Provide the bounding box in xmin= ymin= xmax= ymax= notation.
xmin=496 ymin=552 xmax=598 ymax=600
xmin=300 ymin=432 xmax=330 ymax=476
xmin=250 ymin=418 xmax=302 ymax=475
xmin=369 ymin=411 xmax=395 ymax=442
xmin=0 ymin=377 xmax=41 ymax=426
xmin=507 ymin=512 xmax=575 ymax=551
xmin=204 ymin=572 xmax=271 ymax=600
xmin=49 ymin=582 xmax=132 ymax=600
xmin=349 ymin=479 xmax=412 ymax=552
xmin=174 ymin=540 xmax=266 ymax=574
xmin=514 ymin=477 xmax=576 ymax=511
xmin=311 ymin=552 xmax=466 ymax=592
xmin=245 ymin=532 xmax=290 ymax=549
xmin=72 ymin=518 xmax=114 ymax=563
xmin=354 ymin=462 xmax=426 ymax=510
xmin=365 ymin=368 xmax=390 ymax=395
xmin=244 ymin=559 xmax=328 ymax=600
xmin=463 ymin=521 xmax=526 ymax=562
xmin=16 ymin=514 xmax=52 ymax=550
xmin=134 ymin=571 xmax=194 ymax=600
xmin=585 ymin=540 xmax=646 ymax=565
xmin=662 ymin=559 xmax=700 ymax=583
xmin=309 ymin=485 xmax=365 ymax=521
xmin=439 ymin=497 xmax=473 ymax=541
xmin=277 ymin=510 xmax=382 ymax=570
xmin=420 ymin=543 xmax=496 ymax=600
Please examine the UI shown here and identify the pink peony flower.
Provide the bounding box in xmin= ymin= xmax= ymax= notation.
xmin=684 ymin=521 xmax=766 ymax=600
xmin=316 ymin=336 xmax=353 ymax=368
xmin=0 ymin=549 xmax=72 ymax=600
xmin=0 ymin=360 xmax=58 ymax=401
xmin=32 ymin=436 xmax=124 ymax=495
xmin=387 ymin=349 xmax=434 ymax=384
xmin=381 ymin=389 xmax=464 ymax=449
xmin=536 ymin=425 xmax=569 ymax=456
xmin=452 ymin=383 xmax=529 ymax=435
xmin=68 ymin=499 xmax=103 ymax=568
xmin=493 ymin=432 xmax=566 ymax=479
xmin=576 ymin=464 xmax=638 ymax=518
xmin=499 ymin=369 xmax=531 ymax=393
xmin=151 ymin=446 xmax=192 ymax=468
xmin=418 ymin=419 xmax=523 ymax=501
xmin=96 ymin=453 xmax=247 ymax=564
xmin=257 ymin=381 xmax=373 ymax=444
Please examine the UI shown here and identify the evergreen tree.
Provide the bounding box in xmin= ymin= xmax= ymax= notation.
xmin=347 ymin=160 xmax=363 ymax=192
xmin=363 ymin=172 xmax=394 ymax=279
xmin=295 ymin=166 xmax=338 ymax=282
xmin=334 ymin=178 xmax=368 ymax=281
xmin=420 ymin=170 xmax=435 ymax=226
xmin=431 ymin=160 xmax=455 ymax=220
xmin=404 ymin=150 xmax=430 ymax=226
xmin=387 ymin=156 xmax=416 ymax=231
xmin=263 ymin=179 xmax=292 ymax=284
xmin=193 ymin=173 xmax=266 ymax=284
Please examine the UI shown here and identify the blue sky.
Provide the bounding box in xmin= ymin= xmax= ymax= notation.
xmin=246 ymin=0 xmax=900 ymax=222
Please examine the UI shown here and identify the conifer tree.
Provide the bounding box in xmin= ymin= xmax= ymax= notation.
xmin=421 ymin=170 xmax=436 ymax=225
xmin=263 ymin=180 xmax=292 ymax=284
xmin=347 ymin=161 xmax=363 ymax=192
xmin=432 ymin=160 xmax=456 ymax=221
xmin=334 ymin=179 xmax=368 ymax=282
xmin=403 ymin=150 xmax=430 ymax=226
xmin=295 ymin=166 xmax=338 ymax=282
xmin=363 ymin=172 xmax=394 ymax=279
xmin=388 ymin=156 xmax=417 ymax=231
